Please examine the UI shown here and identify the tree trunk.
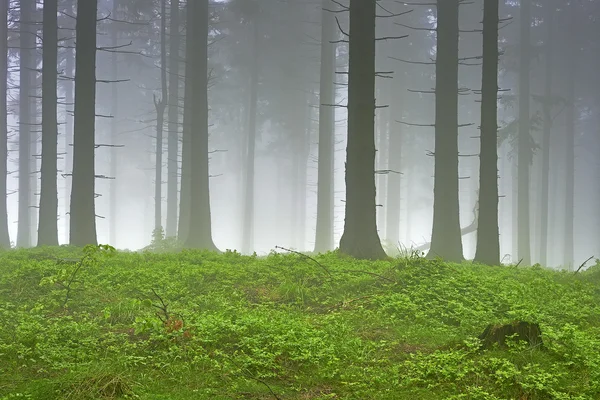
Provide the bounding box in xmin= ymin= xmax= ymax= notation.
xmin=38 ymin=0 xmax=60 ymax=246
xmin=177 ymin=10 xmax=192 ymax=243
xmin=517 ymin=0 xmax=532 ymax=265
xmin=153 ymin=0 xmax=168 ymax=239
xmin=183 ymin=0 xmax=217 ymax=251
xmin=166 ymin=0 xmax=180 ymax=237
xmin=0 ymin=0 xmax=10 ymax=248
xmin=564 ymin=3 xmax=576 ymax=269
xmin=338 ymin=0 xmax=387 ymax=260
xmin=539 ymin=0 xmax=555 ymax=267
xmin=385 ymin=78 xmax=402 ymax=248
xmin=69 ymin=0 xmax=98 ymax=246
xmin=109 ymin=0 xmax=119 ymax=246
xmin=473 ymin=0 xmax=500 ymax=266
xmin=313 ymin=0 xmax=336 ymax=253
xmin=427 ymin=0 xmax=463 ymax=262
xmin=375 ymin=86 xmax=387 ymax=239
xmin=241 ymin=20 xmax=259 ymax=255
xmin=17 ymin=0 xmax=35 ymax=248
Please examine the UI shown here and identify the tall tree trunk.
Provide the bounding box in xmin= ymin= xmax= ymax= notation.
xmin=166 ymin=0 xmax=180 ymax=237
xmin=241 ymin=20 xmax=259 ymax=254
xmin=69 ymin=0 xmax=98 ymax=246
xmin=375 ymin=86 xmax=387 ymax=239
xmin=64 ymin=1 xmax=75 ymax=244
xmin=177 ymin=9 xmax=192 ymax=242
xmin=427 ymin=0 xmax=463 ymax=262
xmin=564 ymin=3 xmax=576 ymax=268
xmin=38 ymin=0 xmax=59 ymax=246
xmin=17 ymin=0 xmax=35 ymax=248
xmin=517 ymin=0 xmax=532 ymax=265
xmin=183 ymin=0 xmax=217 ymax=250
xmin=153 ymin=0 xmax=168 ymax=239
xmin=338 ymin=0 xmax=387 ymax=260
xmin=313 ymin=0 xmax=336 ymax=253
xmin=109 ymin=0 xmax=119 ymax=246
xmin=474 ymin=0 xmax=500 ymax=265
xmin=385 ymin=79 xmax=402 ymax=247
xmin=539 ymin=0 xmax=555 ymax=267
xmin=0 ymin=0 xmax=10 ymax=248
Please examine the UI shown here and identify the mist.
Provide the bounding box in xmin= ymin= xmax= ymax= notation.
xmin=1 ymin=0 xmax=599 ymax=269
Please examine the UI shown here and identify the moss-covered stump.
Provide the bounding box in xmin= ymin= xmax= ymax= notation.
xmin=478 ymin=321 xmax=543 ymax=350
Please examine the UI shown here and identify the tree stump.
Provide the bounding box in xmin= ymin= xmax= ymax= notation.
xmin=478 ymin=321 xmax=543 ymax=350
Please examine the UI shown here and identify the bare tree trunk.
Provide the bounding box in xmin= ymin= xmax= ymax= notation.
xmin=109 ymin=0 xmax=119 ymax=246
xmin=153 ymin=0 xmax=168 ymax=239
xmin=313 ymin=0 xmax=336 ymax=253
xmin=184 ymin=0 xmax=217 ymax=250
xmin=517 ymin=0 xmax=532 ymax=265
xmin=564 ymin=2 xmax=576 ymax=269
xmin=385 ymin=78 xmax=402 ymax=247
xmin=64 ymin=1 xmax=75 ymax=244
xmin=375 ymin=87 xmax=388 ymax=239
xmin=177 ymin=12 xmax=192 ymax=242
xmin=473 ymin=0 xmax=500 ymax=265
xmin=17 ymin=0 xmax=35 ymax=248
xmin=241 ymin=20 xmax=259 ymax=254
xmin=427 ymin=0 xmax=463 ymax=262
xmin=38 ymin=0 xmax=59 ymax=246
xmin=0 ymin=0 xmax=10 ymax=247
xmin=539 ymin=0 xmax=555 ymax=267
xmin=166 ymin=0 xmax=180 ymax=237
xmin=338 ymin=0 xmax=387 ymax=260
xmin=69 ymin=0 xmax=98 ymax=246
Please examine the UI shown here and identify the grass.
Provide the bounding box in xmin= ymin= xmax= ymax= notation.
xmin=0 ymin=245 xmax=599 ymax=399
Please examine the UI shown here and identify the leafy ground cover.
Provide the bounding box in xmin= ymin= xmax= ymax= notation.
xmin=1 ymin=245 xmax=599 ymax=399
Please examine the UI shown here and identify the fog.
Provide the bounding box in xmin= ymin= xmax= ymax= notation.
xmin=2 ymin=0 xmax=599 ymax=268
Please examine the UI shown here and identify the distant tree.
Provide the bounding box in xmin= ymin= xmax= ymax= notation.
xmin=338 ymin=0 xmax=387 ymax=260
xmin=38 ymin=0 xmax=60 ymax=246
xmin=108 ymin=0 xmax=119 ymax=246
xmin=239 ymin=1 xmax=260 ymax=255
xmin=474 ymin=0 xmax=500 ymax=265
xmin=69 ymin=0 xmax=98 ymax=246
xmin=165 ymin=0 xmax=180 ymax=237
xmin=153 ymin=0 xmax=168 ymax=240
xmin=427 ymin=0 xmax=463 ymax=262
xmin=539 ymin=0 xmax=556 ymax=267
xmin=564 ymin=1 xmax=577 ymax=268
xmin=313 ymin=0 xmax=336 ymax=253
xmin=183 ymin=0 xmax=218 ymax=250
xmin=0 ymin=0 xmax=9 ymax=248
xmin=517 ymin=0 xmax=532 ymax=265
xmin=17 ymin=0 xmax=35 ymax=248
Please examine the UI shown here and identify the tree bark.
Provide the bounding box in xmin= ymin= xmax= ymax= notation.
xmin=38 ymin=0 xmax=60 ymax=246
xmin=517 ymin=0 xmax=532 ymax=265
xmin=183 ymin=0 xmax=217 ymax=250
xmin=17 ymin=0 xmax=35 ymax=248
xmin=473 ymin=0 xmax=500 ymax=266
xmin=338 ymin=0 xmax=387 ymax=260
xmin=241 ymin=20 xmax=259 ymax=254
xmin=427 ymin=0 xmax=463 ymax=262
xmin=166 ymin=0 xmax=180 ymax=237
xmin=539 ymin=0 xmax=555 ymax=267
xmin=313 ymin=0 xmax=336 ymax=253
xmin=69 ymin=0 xmax=98 ymax=246
xmin=0 ymin=0 xmax=10 ymax=248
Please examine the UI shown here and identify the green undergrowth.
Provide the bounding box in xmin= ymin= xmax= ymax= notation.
xmin=1 ymin=246 xmax=599 ymax=399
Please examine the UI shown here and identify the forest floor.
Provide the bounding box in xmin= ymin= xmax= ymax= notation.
xmin=1 ymin=246 xmax=599 ymax=400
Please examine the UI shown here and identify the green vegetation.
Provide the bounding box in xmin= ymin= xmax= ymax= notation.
xmin=1 ymin=246 xmax=599 ymax=399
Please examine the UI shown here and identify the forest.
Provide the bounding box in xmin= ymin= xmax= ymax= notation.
xmin=1 ymin=0 xmax=600 ymax=399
